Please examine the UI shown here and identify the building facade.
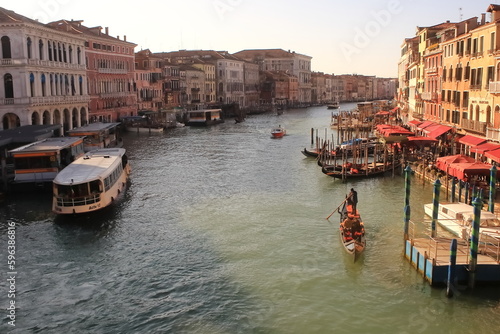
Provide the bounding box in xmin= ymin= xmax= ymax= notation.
xmin=0 ymin=7 xmax=89 ymax=132
xmin=49 ymin=20 xmax=137 ymax=123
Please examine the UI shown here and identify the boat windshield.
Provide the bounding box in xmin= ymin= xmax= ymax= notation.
xmin=55 ymin=179 xmax=102 ymax=198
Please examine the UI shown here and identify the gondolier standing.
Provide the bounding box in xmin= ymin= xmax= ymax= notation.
xmin=348 ymin=188 xmax=358 ymax=214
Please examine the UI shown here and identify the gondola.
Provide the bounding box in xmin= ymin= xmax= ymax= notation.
xmin=321 ymin=161 xmax=401 ymax=179
xmin=338 ymin=198 xmax=365 ymax=261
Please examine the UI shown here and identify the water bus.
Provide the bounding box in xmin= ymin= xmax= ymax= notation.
xmin=8 ymin=137 xmax=85 ymax=188
xmin=52 ymin=148 xmax=130 ymax=214
xmin=67 ymin=122 xmax=122 ymax=152
xmin=186 ymin=109 xmax=224 ymax=126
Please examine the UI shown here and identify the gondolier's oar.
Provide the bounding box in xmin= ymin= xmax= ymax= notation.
xmin=326 ymin=195 xmax=351 ymax=220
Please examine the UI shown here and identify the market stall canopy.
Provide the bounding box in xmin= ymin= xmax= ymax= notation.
xmin=435 ymin=154 xmax=475 ymax=171
xmin=405 ymin=136 xmax=438 ymax=146
xmin=416 ymin=120 xmax=436 ymax=131
xmin=471 ymin=142 xmax=500 ymax=154
xmin=424 ymin=124 xmax=453 ymax=139
xmin=446 ymin=162 xmax=498 ymax=181
xmin=376 ymin=124 xmax=414 ymax=137
xmin=458 ymin=135 xmax=487 ymax=147
xmin=407 ymin=120 xmax=422 ymax=127
xmin=485 ymin=149 xmax=500 ymax=164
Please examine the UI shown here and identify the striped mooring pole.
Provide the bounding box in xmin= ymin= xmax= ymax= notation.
xmin=431 ymin=179 xmax=441 ymax=238
xmin=451 ymin=177 xmax=456 ymax=202
xmin=403 ymin=166 xmax=412 ymax=241
xmin=458 ymin=180 xmax=463 ymax=203
xmin=446 ymin=238 xmax=458 ymax=298
xmin=469 ymin=197 xmax=482 ymax=289
xmin=489 ymin=165 xmax=497 ymax=213
xmin=465 ymin=182 xmax=470 ymax=205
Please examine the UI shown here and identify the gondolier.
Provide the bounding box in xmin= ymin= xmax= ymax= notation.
xmin=348 ymin=188 xmax=358 ymax=214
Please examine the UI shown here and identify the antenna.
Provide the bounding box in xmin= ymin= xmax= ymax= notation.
xmin=459 ymin=7 xmax=463 ymax=21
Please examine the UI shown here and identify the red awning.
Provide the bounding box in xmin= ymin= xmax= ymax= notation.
xmin=471 ymin=142 xmax=500 ymax=154
xmin=485 ymin=149 xmax=500 ymax=163
xmin=406 ymin=136 xmax=438 ymax=145
xmin=376 ymin=111 xmax=390 ymax=116
xmin=416 ymin=120 xmax=436 ymax=130
xmin=436 ymin=154 xmax=475 ymax=172
xmin=426 ymin=124 xmax=452 ymax=139
xmin=407 ymin=120 xmax=422 ymax=127
xmin=458 ymin=135 xmax=487 ymax=146
xmin=447 ymin=162 xmax=498 ymax=181
xmin=390 ymin=107 xmax=400 ymax=113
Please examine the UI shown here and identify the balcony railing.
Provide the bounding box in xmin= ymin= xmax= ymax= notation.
xmin=461 ymin=119 xmax=487 ymax=135
xmin=486 ymin=127 xmax=500 ymax=142
xmin=1 ymin=58 xmax=86 ymax=71
xmin=0 ymin=95 xmax=90 ymax=106
xmin=489 ymin=81 xmax=500 ymax=93
xmin=97 ymin=68 xmax=129 ymax=74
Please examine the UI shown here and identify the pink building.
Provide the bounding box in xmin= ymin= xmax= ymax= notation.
xmin=48 ymin=20 xmax=137 ymax=122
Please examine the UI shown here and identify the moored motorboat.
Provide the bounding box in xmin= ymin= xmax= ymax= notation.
xmin=423 ymin=202 xmax=500 ymax=240
xmin=52 ymin=148 xmax=131 ymax=214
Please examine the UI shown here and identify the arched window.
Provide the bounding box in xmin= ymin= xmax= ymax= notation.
xmin=1 ymin=36 xmax=12 ymax=58
xmin=63 ymin=44 xmax=67 ymax=62
xmin=79 ymin=76 xmax=83 ymax=95
xmin=77 ymin=47 xmax=81 ymax=65
xmin=29 ymin=73 xmax=35 ymax=97
xmin=49 ymin=74 xmax=53 ymax=95
xmin=70 ymin=76 xmax=75 ymax=95
xmin=58 ymin=43 xmax=62 ymax=62
xmin=41 ymin=74 xmax=46 ymax=97
xmin=4 ymin=73 xmax=13 ymax=98
xmin=53 ymin=41 xmax=57 ymax=61
xmin=39 ymin=39 xmax=44 ymax=60
xmin=68 ymin=46 xmax=72 ymax=64
xmin=48 ymin=41 xmax=52 ymax=61
xmin=27 ymin=37 xmax=32 ymax=59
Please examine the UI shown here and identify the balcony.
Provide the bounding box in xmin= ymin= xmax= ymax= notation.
xmin=1 ymin=58 xmax=86 ymax=71
xmin=486 ymin=127 xmax=500 ymax=142
xmin=97 ymin=68 xmax=129 ymax=74
xmin=489 ymin=81 xmax=500 ymax=93
xmin=461 ymin=119 xmax=487 ymax=135
xmin=0 ymin=95 xmax=90 ymax=106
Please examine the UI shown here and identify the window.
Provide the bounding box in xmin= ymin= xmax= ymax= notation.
xmin=1 ymin=36 xmax=11 ymax=58
xmin=4 ymin=73 xmax=13 ymax=98
xmin=37 ymin=39 xmax=43 ymax=60
xmin=41 ymin=74 xmax=46 ymax=96
xmin=27 ymin=37 xmax=32 ymax=59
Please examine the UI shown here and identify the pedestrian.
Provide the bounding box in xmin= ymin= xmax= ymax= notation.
xmin=348 ymin=188 xmax=358 ymax=214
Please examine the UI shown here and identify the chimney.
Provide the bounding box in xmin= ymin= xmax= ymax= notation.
xmin=124 ymin=35 xmax=127 ymax=42
xmin=481 ymin=13 xmax=486 ymax=25
xmin=105 ymin=27 xmax=109 ymax=35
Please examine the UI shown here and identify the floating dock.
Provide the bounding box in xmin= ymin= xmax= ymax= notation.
xmin=404 ymin=235 xmax=500 ymax=286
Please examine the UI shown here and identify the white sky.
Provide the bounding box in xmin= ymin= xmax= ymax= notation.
xmin=2 ymin=0 xmax=497 ymax=77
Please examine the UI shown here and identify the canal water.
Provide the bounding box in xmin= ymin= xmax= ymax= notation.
xmin=2 ymin=104 xmax=500 ymax=333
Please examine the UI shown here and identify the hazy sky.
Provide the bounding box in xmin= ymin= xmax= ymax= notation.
xmin=3 ymin=0 xmax=497 ymax=77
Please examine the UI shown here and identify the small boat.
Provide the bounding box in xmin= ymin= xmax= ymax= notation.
xmin=52 ymin=148 xmax=131 ymax=214
xmin=271 ymin=126 xmax=286 ymax=138
xmin=339 ymin=197 xmax=365 ymax=261
xmin=327 ymin=102 xmax=340 ymax=109
xmin=423 ymin=202 xmax=500 ymax=240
